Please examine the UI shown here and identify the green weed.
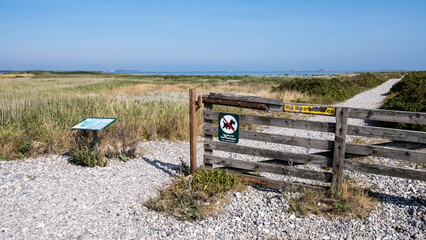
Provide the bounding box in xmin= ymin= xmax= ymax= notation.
xmin=145 ymin=168 xmax=245 ymax=221
xmin=68 ymin=147 xmax=108 ymax=167
xmin=287 ymin=180 xmax=375 ymax=218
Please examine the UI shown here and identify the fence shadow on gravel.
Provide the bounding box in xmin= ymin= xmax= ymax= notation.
xmin=141 ymin=157 xmax=180 ymax=177
xmin=369 ymin=191 xmax=426 ymax=207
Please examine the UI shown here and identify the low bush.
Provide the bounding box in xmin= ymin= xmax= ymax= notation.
xmin=68 ymin=148 xmax=108 ymax=167
xmin=288 ymin=179 xmax=375 ymax=218
xmin=17 ymin=139 xmax=32 ymax=158
xmin=145 ymin=169 xmax=245 ymax=221
xmin=381 ymin=71 xmax=426 ymax=131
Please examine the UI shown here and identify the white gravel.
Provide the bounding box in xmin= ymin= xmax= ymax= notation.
xmin=1 ymin=78 xmax=425 ymax=239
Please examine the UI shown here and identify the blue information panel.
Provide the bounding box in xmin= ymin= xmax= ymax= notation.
xmin=70 ymin=118 xmax=117 ymax=131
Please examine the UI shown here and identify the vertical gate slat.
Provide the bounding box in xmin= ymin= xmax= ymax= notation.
xmin=203 ymin=103 xmax=213 ymax=168
xmin=331 ymin=107 xmax=349 ymax=193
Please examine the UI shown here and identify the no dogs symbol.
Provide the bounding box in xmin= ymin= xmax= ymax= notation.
xmin=218 ymin=113 xmax=239 ymax=143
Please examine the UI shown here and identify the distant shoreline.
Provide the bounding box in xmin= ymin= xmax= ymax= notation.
xmin=0 ymin=70 xmax=409 ymax=77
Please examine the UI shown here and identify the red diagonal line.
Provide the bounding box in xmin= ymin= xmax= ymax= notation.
xmin=222 ymin=117 xmax=235 ymax=132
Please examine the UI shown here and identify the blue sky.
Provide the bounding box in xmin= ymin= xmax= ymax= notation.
xmin=1 ymin=0 xmax=425 ymax=71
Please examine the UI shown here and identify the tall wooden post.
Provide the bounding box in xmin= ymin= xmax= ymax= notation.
xmin=331 ymin=107 xmax=349 ymax=193
xmin=189 ymin=89 xmax=197 ymax=174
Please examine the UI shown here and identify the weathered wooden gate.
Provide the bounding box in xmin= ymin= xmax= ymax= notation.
xmin=200 ymin=92 xmax=426 ymax=192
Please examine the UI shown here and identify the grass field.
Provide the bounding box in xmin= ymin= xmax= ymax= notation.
xmin=0 ymin=71 xmax=402 ymax=159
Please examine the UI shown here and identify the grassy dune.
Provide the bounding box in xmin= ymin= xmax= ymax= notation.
xmin=0 ymin=71 xmax=402 ymax=159
xmin=0 ymin=72 xmax=282 ymax=159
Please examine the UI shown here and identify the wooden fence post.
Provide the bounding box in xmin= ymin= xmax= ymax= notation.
xmin=331 ymin=107 xmax=349 ymax=193
xmin=189 ymin=89 xmax=197 ymax=174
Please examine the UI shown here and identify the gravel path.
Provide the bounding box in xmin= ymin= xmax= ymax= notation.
xmin=1 ymin=78 xmax=425 ymax=239
xmin=336 ymin=78 xmax=401 ymax=109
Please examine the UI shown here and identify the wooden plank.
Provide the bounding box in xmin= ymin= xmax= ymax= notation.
xmin=202 ymin=97 xmax=268 ymax=110
xmin=347 ymin=125 xmax=426 ymax=144
xmin=346 ymin=143 xmax=426 ymax=164
xmin=373 ymin=141 xmax=426 ymax=151
xmin=207 ymin=92 xmax=283 ymax=105
xmin=203 ymin=103 xmax=214 ymax=168
xmin=204 ymin=155 xmax=332 ymax=182
xmin=204 ymin=124 xmax=333 ymax=150
xmin=345 ymin=160 xmax=426 ymax=182
xmin=331 ymin=107 xmax=349 ymax=193
xmin=348 ymin=108 xmax=426 ymax=125
xmin=217 ymin=169 xmax=327 ymax=190
xmin=204 ymin=140 xmax=329 ymax=165
xmin=204 ymin=110 xmax=335 ymax=133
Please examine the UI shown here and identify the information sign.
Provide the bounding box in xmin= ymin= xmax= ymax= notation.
xmin=70 ymin=118 xmax=117 ymax=131
xmin=218 ymin=113 xmax=239 ymax=143
xmin=284 ymin=104 xmax=335 ymax=116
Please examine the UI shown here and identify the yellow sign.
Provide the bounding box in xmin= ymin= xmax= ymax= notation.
xmin=284 ymin=104 xmax=335 ymax=116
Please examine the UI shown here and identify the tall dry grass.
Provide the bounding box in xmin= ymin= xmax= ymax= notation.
xmin=0 ymin=76 xmax=204 ymax=159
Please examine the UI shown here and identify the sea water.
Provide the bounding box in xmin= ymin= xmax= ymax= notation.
xmin=105 ymin=70 xmax=354 ymax=76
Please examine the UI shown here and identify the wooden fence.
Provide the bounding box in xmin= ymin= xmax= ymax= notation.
xmin=200 ymin=92 xmax=426 ymax=192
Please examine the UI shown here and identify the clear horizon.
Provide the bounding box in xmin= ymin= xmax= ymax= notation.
xmin=1 ymin=0 xmax=426 ymax=71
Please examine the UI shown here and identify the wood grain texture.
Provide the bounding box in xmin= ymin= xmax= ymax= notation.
xmin=331 ymin=107 xmax=349 ymax=193
xmin=204 ymin=110 xmax=335 ymax=133
xmin=347 ymin=125 xmax=426 ymax=144
xmin=204 ymin=155 xmax=332 ymax=182
xmin=207 ymin=92 xmax=283 ymax=105
xmin=204 ymin=124 xmax=333 ymax=150
xmin=204 ymin=140 xmax=329 ymax=165
xmin=345 ymin=160 xmax=426 ymax=181
xmin=203 ymin=103 xmax=214 ymax=168
xmin=346 ymin=143 xmax=426 ymax=164
xmin=348 ymin=108 xmax=426 ymax=125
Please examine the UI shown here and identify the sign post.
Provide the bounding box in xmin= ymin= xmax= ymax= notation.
xmin=218 ymin=113 xmax=239 ymax=144
xmin=70 ymin=118 xmax=117 ymax=153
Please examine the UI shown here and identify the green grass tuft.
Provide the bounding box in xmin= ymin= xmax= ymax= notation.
xmin=68 ymin=148 xmax=108 ymax=167
xmin=287 ymin=179 xmax=375 ymax=219
xmin=145 ymin=168 xmax=245 ymax=221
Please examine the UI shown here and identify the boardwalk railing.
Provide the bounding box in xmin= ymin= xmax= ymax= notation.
xmin=201 ymin=92 xmax=426 ymax=192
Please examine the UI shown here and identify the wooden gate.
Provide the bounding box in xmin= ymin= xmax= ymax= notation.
xmin=200 ymin=92 xmax=426 ymax=192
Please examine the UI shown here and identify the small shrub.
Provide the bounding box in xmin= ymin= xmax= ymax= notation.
xmin=103 ymin=123 xmax=140 ymax=162
xmin=68 ymin=148 xmax=107 ymax=167
xmin=287 ymin=179 xmax=375 ymax=218
xmin=145 ymin=168 xmax=245 ymax=221
xmin=178 ymin=158 xmax=190 ymax=176
xmin=17 ymin=140 xmax=32 ymax=158
xmin=191 ymin=169 xmax=243 ymax=196
xmin=381 ymin=71 xmax=426 ymax=131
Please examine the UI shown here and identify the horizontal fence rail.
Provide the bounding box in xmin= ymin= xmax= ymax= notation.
xmin=204 ymin=155 xmax=332 ymax=182
xmin=348 ymin=108 xmax=426 ymax=125
xmin=202 ymin=92 xmax=426 ymax=191
xmin=204 ymin=110 xmax=336 ymax=133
